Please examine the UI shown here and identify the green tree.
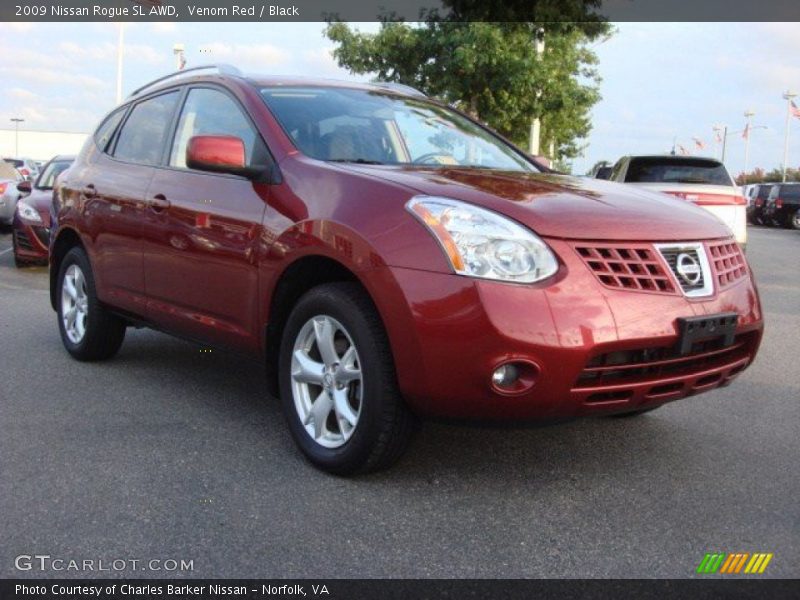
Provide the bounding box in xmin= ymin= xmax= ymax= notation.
xmin=324 ymin=19 xmax=611 ymax=161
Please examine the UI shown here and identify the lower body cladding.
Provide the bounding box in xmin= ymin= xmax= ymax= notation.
xmin=382 ymin=239 xmax=763 ymax=421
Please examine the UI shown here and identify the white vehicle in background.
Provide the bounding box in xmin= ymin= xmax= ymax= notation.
xmin=606 ymin=155 xmax=747 ymax=248
xmin=0 ymin=161 xmax=25 ymax=225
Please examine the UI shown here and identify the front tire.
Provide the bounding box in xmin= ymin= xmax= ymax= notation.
xmin=56 ymin=246 xmax=126 ymax=361
xmin=278 ymin=282 xmax=415 ymax=475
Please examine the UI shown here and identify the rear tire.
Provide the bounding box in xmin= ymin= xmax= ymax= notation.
xmin=56 ymin=246 xmax=126 ymax=361
xmin=278 ymin=282 xmax=416 ymax=475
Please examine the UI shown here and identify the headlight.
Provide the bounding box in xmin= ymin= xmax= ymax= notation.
xmin=406 ymin=196 xmax=558 ymax=283
xmin=17 ymin=201 xmax=42 ymax=223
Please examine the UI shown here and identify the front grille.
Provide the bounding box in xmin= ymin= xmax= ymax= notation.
xmin=656 ymin=244 xmax=710 ymax=296
xmin=708 ymin=241 xmax=747 ymax=288
xmin=575 ymin=331 xmax=757 ymax=388
xmin=14 ymin=230 xmax=33 ymax=251
xmin=573 ymin=243 xmax=676 ymax=294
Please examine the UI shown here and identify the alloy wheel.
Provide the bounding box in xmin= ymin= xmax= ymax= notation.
xmin=61 ymin=264 xmax=89 ymax=344
xmin=290 ymin=315 xmax=363 ymax=448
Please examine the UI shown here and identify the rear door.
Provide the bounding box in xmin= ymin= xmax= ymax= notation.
xmin=86 ymin=91 xmax=181 ymax=314
xmin=142 ymin=85 xmax=271 ymax=352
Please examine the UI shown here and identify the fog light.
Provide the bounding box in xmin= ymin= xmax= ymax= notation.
xmin=492 ymin=364 xmax=519 ymax=388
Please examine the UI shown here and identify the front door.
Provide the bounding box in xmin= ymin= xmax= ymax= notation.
xmin=142 ymin=86 xmax=270 ymax=351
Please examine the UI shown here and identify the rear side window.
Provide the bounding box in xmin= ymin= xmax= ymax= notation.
xmin=625 ymin=158 xmax=733 ymax=186
xmin=94 ymin=107 xmax=127 ymax=152
xmin=169 ymin=87 xmax=268 ymax=169
xmin=114 ymin=91 xmax=180 ymax=165
xmin=780 ymin=185 xmax=800 ymax=199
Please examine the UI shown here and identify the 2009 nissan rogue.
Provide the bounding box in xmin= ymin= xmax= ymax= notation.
xmin=50 ymin=65 xmax=763 ymax=474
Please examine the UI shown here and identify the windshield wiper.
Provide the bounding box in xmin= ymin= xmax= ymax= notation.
xmin=328 ymin=158 xmax=386 ymax=165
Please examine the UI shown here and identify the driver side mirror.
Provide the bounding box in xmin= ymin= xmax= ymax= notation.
xmin=186 ymin=135 xmax=263 ymax=179
xmin=16 ymin=180 xmax=32 ymax=195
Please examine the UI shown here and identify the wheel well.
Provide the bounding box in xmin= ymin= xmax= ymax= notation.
xmin=264 ymin=256 xmax=361 ymax=397
xmin=49 ymin=229 xmax=84 ymax=310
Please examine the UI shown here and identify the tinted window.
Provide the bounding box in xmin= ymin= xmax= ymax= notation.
xmin=260 ymin=87 xmax=535 ymax=171
xmin=94 ymin=107 xmax=127 ymax=152
xmin=625 ymin=158 xmax=733 ymax=185
xmin=757 ymin=185 xmax=773 ymax=200
xmin=170 ymin=87 xmax=267 ymax=169
xmin=781 ymin=185 xmax=800 ymax=199
xmin=114 ymin=92 xmax=180 ymax=165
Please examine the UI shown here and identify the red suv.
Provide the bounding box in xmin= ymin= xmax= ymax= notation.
xmin=51 ymin=65 xmax=763 ymax=474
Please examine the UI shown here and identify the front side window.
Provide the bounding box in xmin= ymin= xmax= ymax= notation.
xmin=170 ymin=87 xmax=267 ymax=169
xmin=259 ymin=87 xmax=536 ymax=172
xmin=624 ymin=158 xmax=734 ymax=186
xmin=114 ymin=91 xmax=180 ymax=165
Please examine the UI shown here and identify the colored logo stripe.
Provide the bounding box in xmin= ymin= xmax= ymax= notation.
xmin=745 ymin=553 xmax=773 ymax=574
xmin=697 ymin=552 xmax=773 ymax=574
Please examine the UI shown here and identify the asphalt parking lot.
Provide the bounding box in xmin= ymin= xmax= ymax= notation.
xmin=0 ymin=226 xmax=797 ymax=579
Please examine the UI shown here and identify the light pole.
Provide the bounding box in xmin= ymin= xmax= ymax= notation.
xmin=713 ymin=125 xmax=729 ymax=162
xmin=116 ymin=23 xmax=125 ymax=103
xmin=782 ymin=90 xmax=797 ymax=182
xmin=529 ymin=28 xmax=545 ymax=157
xmin=10 ymin=118 xmax=24 ymax=157
xmin=173 ymin=43 xmax=186 ymax=71
xmin=743 ymin=109 xmax=754 ymax=182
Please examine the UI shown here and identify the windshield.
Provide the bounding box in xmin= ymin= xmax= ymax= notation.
xmin=35 ymin=159 xmax=72 ymax=190
xmin=625 ymin=157 xmax=733 ymax=185
xmin=259 ymin=87 xmax=536 ymax=172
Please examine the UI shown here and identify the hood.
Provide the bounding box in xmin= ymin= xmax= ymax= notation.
xmin=338 ymin=165 xmax=732 ymax=241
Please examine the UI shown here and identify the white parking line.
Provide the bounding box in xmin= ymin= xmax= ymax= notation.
xmin=0 ymin=247 xmax=13 ymax=255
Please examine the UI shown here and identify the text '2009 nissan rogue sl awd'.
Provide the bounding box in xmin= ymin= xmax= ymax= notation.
xmin=50 ymin=65 xmax=763 ymax=474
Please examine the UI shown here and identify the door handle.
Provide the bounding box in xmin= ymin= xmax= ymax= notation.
xmin=149 ymin=194 xmax=171 ymax=211
xmin=82 ymin=184 xmax=96 ymax=198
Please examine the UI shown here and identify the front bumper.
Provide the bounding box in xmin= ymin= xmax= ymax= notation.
xmin=383 ymin=238 xmax=763 ymax=420
xmin=12 ymin=216 xmax=50 ymax=263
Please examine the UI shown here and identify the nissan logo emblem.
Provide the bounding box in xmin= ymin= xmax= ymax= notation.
xmin=676 ymin=253 xmax=702 ymax=285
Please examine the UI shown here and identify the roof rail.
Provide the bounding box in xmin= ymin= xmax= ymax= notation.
xmin=128 ymin=64 xmax=242 ymax=98
xmin=373 ymin=81 xmax=427 ymax=98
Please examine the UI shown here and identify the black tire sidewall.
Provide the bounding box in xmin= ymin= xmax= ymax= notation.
xmin=56 ymin=247 xmax=108 ymax=358
xmin=278 ymin=285 xmax=393 ymax=473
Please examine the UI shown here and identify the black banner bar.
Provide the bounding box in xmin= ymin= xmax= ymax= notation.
xmin=1 ymin=579 xmax=799 ymax=600
xmin=3 ymin=0 xmax=800 ymax=22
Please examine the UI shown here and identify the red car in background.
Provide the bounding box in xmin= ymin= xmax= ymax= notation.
xmin=50 ymin=66 xmax=763 ymax=474
xmin=12 ymin=155 xmax=74 ymax=267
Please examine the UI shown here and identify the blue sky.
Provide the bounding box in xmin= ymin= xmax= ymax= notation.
xmin=1 ymin=21 xmax=798 ymax=176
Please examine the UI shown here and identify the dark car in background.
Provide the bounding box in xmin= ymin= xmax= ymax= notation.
xmin=747 ymin=183 xmax=775 ymax=225
xmin=763 ymin=183 xmax=800 ymax=229
xmin=12 ymin=155 xmax=74 ymax=267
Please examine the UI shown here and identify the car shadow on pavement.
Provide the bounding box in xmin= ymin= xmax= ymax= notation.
xmin=102 ymin=328 xmax=767 ymax=492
